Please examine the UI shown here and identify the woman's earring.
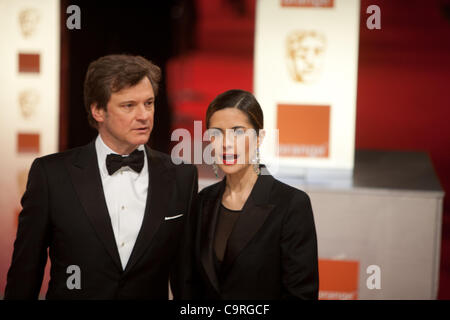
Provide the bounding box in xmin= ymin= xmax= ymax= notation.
xmin=253 ymin=147 xmax=261 ymax=175
xmin=212 ymin=163 xmax=219 ymax=178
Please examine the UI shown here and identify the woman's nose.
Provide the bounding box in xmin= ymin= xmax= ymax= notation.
xmin=223 ymin=130 xmax=236 ymax=150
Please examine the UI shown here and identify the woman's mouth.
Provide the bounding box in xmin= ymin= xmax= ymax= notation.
xmin=222 ymin=153 xmax=238 ymax=165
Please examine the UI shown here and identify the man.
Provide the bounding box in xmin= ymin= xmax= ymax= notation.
xmin=5 ymin=54 xmax=198 ymax=299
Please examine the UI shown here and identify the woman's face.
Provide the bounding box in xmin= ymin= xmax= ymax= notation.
xmin=208 ymin=108 xmax=259 ymax=176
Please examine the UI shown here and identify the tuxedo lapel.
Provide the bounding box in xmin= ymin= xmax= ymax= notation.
xmin=67 ymin=141 xmax=123 ymax=271
xmin=123 ymin=146 xmax=175 ymax=274
xmin=200 ymin=181 xmax=224 ymax=294
xmin=221 ymin=173 xmax=275 ymax=275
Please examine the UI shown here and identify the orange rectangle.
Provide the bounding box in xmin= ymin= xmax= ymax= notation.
xmin=277 ymin=104 xmax=330 ymax=158
xmin=17 ymin=133 xmax=40 ymax=153
xmin=281 ymin=0 xmax=334 ymax=8
xmin=18 ymin=53 xmax=40 ymax=73
xmin=318 ymin=259 xmax=359 ymax=300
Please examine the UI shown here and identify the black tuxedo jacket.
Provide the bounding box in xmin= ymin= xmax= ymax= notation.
xmin=5 ymin=140 xmax=198 ymax=300
xmin=191 ymin=171 xmax=319 ymax=300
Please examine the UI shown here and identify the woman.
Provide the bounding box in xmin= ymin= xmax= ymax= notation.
xmin=191 ymin=89 xmax=319 ymax=299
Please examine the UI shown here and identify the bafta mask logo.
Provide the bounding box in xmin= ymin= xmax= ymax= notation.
xmin=286 ymin=30 xmax=326 ymax=84
xmin=18 ymin=8 xmax=40 ymax=38
xmin=18 ymin=89 xmax=39 ymax=119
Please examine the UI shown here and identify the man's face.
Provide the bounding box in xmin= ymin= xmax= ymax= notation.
xmin=92 ymin=77 xmax=155 ymax=154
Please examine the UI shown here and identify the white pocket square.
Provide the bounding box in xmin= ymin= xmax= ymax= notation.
xmin=164 ymin=213 xmax=184 ymax=220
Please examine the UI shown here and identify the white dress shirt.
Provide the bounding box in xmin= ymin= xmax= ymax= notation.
xmin=95 ymin=134 xmax=148 ymax=270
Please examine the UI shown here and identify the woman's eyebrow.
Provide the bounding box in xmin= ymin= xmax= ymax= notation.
xmin=209 ymin=126 xmax=247 ymax=133
xmin=209 ymin=127 xmax=223 ymax=132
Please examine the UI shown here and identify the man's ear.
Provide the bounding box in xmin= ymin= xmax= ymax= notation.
xmin=91 ymin=103 xmax=105 ymax=123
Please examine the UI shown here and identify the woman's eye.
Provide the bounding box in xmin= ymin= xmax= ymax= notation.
xmin=234 ymin=128 xmax=245 ymax=135
xmin=207 ymin=129 xmax=222 ymax=138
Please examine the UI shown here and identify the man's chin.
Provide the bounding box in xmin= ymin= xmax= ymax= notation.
xmin=130 ymin=134 xmax=150 ymax=146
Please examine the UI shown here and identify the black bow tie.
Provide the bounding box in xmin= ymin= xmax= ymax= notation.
xmin=105 ymin=149 xmax=145 ymax=175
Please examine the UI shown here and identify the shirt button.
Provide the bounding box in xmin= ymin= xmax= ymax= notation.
xmin=120 ymin=242 xmax=125 ymax=247
xmin=121 ymin=205 xmax=125 ymax=210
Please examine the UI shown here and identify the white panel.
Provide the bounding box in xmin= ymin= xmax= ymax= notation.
xmin=0 ymin=0 xmax=60 ymax=296
xmin=308 ymin=190 xmax=441 ymax=299
xmin=254 ymin=0 xmax=360 ymax=176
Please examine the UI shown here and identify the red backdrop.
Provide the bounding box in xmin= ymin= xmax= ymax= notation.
xmin=168 ymin=0 xmax=450 ymax=298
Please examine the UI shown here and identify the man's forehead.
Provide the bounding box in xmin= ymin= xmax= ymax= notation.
xmin=111 ymin=77 xmax=154 ymax=98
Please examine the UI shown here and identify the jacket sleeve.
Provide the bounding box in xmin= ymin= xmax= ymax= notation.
xmin=4 ymin=158 xmax=51 ymax=300
xmin=280 ymin=191 xmax=319 ymax=300
xmin=170 ymin=164 xmax=199 ymax=300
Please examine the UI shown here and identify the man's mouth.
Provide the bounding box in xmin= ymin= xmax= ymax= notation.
xmin=222 ymin=153 xmax=238 ymax=165
xmin=134 ymin=127 xmax=149 ymax=133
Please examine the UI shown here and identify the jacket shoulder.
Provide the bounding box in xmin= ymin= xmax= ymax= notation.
xmin=34 ymin=144 xmax=88 ymax=167
xmin=270 ymin=177 xmax=311 ymax=204
xmin=149 ymin=148 xmax=197 ymax=177
xmin=198 ymin=180 xmax=222 ymax=199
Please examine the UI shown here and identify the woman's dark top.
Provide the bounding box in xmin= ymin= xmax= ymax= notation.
xmin=214 ymin=204 xmax=242 ymax=264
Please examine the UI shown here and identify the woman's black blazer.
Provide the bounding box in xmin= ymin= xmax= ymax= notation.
xmin=190 ymin=170 xmax=319 ymax=300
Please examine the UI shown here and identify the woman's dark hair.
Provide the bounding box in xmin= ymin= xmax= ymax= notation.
xmin=205 ymin=89 xmax=264 ymax=132
xmin=84 ymin=54 xmax=161 ymax=128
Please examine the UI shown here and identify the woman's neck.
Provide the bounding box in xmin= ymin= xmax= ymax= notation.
xmin=225 ymin=165 xmax=258 ymax=195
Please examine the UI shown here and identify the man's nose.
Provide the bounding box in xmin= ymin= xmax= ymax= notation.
xmin=135 ymin=104 xmax=151 ymax=120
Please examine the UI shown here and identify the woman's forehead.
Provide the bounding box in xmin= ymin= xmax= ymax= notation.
xmin=209 ymin=108 xmax=252 ymax=127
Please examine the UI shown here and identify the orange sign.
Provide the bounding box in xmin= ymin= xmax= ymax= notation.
xmin=17 ymin=133 xmax=40 ymax=153
xmin=18 ymin=53 xmax=40 ymax=73
xmin=277 ymin=104 xmax=330 ymax=158
xmin=281 ymin=0 xmax=334 ymax=8
xmin=318 ymin=259 xmax=359 ymax=300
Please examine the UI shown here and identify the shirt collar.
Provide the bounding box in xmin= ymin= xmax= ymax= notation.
xmin=95 ymin=134 xmax=146 ymax=179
